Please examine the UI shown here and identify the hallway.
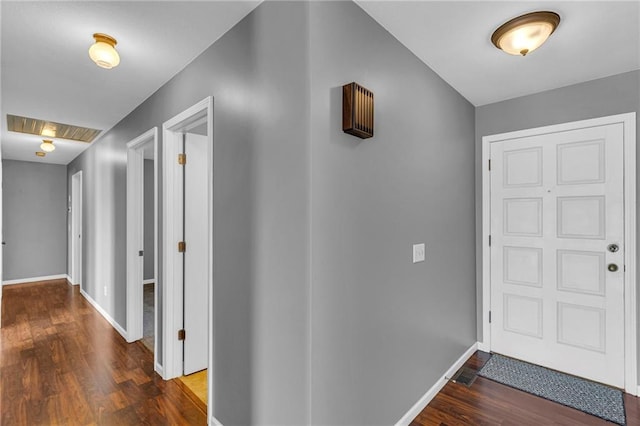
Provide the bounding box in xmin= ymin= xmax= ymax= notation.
xmin=0 ymin=279 xmax=206 ymax=425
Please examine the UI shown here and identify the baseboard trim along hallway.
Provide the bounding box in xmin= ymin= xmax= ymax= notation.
xmin=2 ymin=274 xmax=68 ymax=286
xmin=80 ymin=287 xmax=128 ymax=340
xmin=395 ymin=342 xmax=478 ymax=426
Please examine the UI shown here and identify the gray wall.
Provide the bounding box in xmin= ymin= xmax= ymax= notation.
xmin=67 ymin=2 xmax=310 ymax=425
xmin=475 ymin=70 xmax=640 ymax=380
xmin=309 ymin=2 xmax=476 ymax=425
xmin=3 ymin=160 xmax=67 ymax=281
xmin=143 ymin=159 xmax=154 ymax=281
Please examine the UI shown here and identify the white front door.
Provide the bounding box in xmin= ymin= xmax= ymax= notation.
xmin=183 ymin=132 xmax=208 ymax=375
xmin=490 ymin=122 xmax=625 ymax=388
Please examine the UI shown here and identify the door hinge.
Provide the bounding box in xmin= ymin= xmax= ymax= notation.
xmin=178 ymin=241 xmax=186 ymax=252
xmin=488 ymin=235 xmax=491 ymax=247
xmin=138 ymin=250 xmax=144 ymax=257
xmin=178 ymin=329 xmax=186 ymax=341
xmin=489 ymin=311 xmax=492 ymax=324
xmin=178 ymin=153 xmax=186 ymax=165
xmin=488 ymin=159 xmax=491 ymax=171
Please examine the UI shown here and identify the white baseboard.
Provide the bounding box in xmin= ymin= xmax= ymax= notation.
xmin=80 ymin=288 xmax=128 ymax=340
xmin=155 ymin=361 xmax=164 ymax=377
xmin=395 ymin=342 xmax=478 ymax=426
xmin=143 ymin=279 xmax=155 ymax=285
xmin=2 ymin=274 xmax=68 ymax=286
xmin=210 ymin=415 xmax=224 ymax=426
xmin=477 ymin=341 xmax=490 ymax=352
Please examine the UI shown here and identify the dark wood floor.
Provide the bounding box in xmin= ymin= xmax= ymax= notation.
xmin=3 ymin=279 xmax=639 ymax=425
xmin=0 ymin=279 xmax=206 ymax=425
xmin=413 ymin=351 xmax=640 ymax=426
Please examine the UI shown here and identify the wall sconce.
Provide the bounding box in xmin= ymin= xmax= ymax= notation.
xmin=343 ymin=82 xmax=374 ymax=139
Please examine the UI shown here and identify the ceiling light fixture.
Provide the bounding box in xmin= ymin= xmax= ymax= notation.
xmin=89 ymin=33 xmax=120 ymax=69
xmin=35 ymin=152 xmax=46 ymax=157
xmin=41 ymin=139 xmax=56 ymax=152
xmin=491 ymin=11 xmax=560 ymax=56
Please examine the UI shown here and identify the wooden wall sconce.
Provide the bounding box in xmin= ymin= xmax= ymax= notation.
xmin=343 ymin=82 xmax=374 ymax=139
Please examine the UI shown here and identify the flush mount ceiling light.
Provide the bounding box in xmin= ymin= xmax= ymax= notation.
xmin=89 ymin=33 xmax=120 ymax=69
xmin=491 ymin=11 xmax=560 ymax=56
xmin=41 ymin=139 xmax=55 ymax=152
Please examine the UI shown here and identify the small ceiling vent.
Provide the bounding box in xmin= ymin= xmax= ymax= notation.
xmin=7 ymin=114 xmax=101 ymax=143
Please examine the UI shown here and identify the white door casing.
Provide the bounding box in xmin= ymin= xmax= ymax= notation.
xmin=183 ymin=133 xmax=209 ymax=375
xmin=161 ymin=96 xmax=214 ymax=421
xmin=481 ymin=113 xmax=637 ymax=394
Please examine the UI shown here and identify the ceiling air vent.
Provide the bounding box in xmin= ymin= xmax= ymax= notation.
xmin=7 ymin=114 xmax=101 ymax=143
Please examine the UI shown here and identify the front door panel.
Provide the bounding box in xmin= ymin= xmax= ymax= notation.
xmin=490 ymin=123 xmax=625 ymax=388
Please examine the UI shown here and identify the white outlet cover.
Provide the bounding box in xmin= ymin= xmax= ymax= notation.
xmin=413 ymin=243 xmax=425 ymax=263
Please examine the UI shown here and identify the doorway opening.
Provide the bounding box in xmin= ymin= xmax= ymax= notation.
xmin=70 ymin=171 xmax=83 ymax=288
xmin=162 ymin=97 xmax=213 ymax=414
xmin=126 ymin=128 xmax=159 ymax=368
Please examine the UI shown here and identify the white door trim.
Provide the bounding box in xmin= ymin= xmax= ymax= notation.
xmin=481 ymin=112 xmax=637 ymax=395
xmin=71 ymin=171 xmax=83 ymax=288
xmin=126 ymin=128 xmax=158 ymax=350
xmin=161 ymin=96 xmax=213 ymax=409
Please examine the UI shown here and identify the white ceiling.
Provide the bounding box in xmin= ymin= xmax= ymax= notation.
xmin=356 ymin=1 xmax=640 ymax=106
xmin=1 ymin=1 xmax=261 ymax=165
xmin=1 ymin=1 xmax=639 ymax=165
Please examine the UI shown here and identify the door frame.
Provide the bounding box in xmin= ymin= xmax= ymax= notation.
xmin=161 ymin=97 xmax=213 ymax=396
xmin=126 ymin=128 xmax=158 ymax=358
xmin=480 ymin=112 xmax=637 ymax=395
xmin=70 ymin=171 xmax=83 ymax=288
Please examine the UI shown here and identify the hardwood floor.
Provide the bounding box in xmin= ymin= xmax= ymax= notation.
xmin=413 ymin=351 xmax=640 ymax=426
xmin=4 ymin=280 xmax=639 ymax=425
xmin=0 ymin=279 xmax=206 ymax=425
xmin=178 ymin=370 xmax=207 ymax=405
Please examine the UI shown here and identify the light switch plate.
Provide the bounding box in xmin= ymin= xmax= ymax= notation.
xmin=413 ymin=243 xmax=425 ymax=263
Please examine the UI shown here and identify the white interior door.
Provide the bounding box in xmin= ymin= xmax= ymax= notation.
xmin=490 ymin=123 xmax=625 ymax=388
xmin=183 ymin=132 xmax=208 ymax=375
xmin=0 ymin=150 xmax=3 ymax=325
xmin=71 ymin=171 xmax=83 ymax=287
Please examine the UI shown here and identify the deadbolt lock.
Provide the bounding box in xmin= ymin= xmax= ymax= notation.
xmin=607 ymin=263 xmax=619 ymax=272
xmin=607 ymin=243 xmax=619 ymax=253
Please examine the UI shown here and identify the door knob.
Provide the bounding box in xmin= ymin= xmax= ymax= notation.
xmin=607 ymin=263 xmax=619 ymax=272
xmin=607 ymin=244 xmax=619 ymax=253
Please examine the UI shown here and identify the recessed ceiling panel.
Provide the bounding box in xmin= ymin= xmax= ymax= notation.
xmin=7 ymin=114 xmax=100 ymax=142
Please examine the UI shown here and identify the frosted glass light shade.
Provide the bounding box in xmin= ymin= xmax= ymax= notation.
xmin=492 ymin=12 xmax=560 ymax=56
xmin=89 ymin=33 xmax=120 ymax=69
xmin=41 ymin=139 xmax=55 ymax=152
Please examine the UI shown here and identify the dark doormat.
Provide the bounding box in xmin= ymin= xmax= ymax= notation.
xmin=478 ymin=353 xmax=626 ymax=425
